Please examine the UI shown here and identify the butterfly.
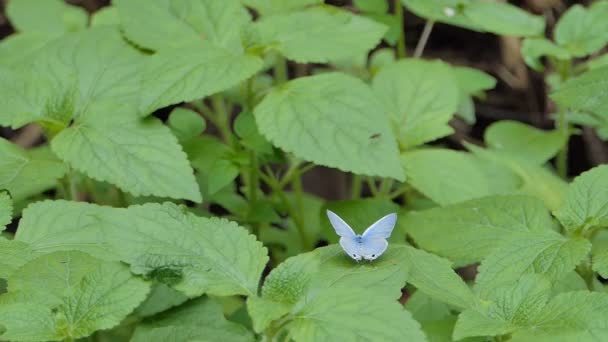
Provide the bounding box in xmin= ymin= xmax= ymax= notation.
xmin=326 ymin=210 xmax=397 ymax=261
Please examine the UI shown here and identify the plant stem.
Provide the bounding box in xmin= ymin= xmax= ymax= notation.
xmin=366 ymin=177 xmax=379 ymax=196
xmin=556 ymin=109 xmax=569 ymax=179
xmin=413 ymin=20 xmax=435 ymax=58
xmin=274 ymin=56 xmax=288 ymax=84
xmin=395 ymin=0 xmax=406 ymax=58
xmin=351 ymin=175 xmax=362 ymax=199
xmin=211 ymin=94 xmax=233 ymax=145
xmin=291 ymin=160 xmax=309 ymax=249
xmin=379 ymin=178 xmax=394 ymax=196
xmin=248 ymin=151 xmax=259 ymax=204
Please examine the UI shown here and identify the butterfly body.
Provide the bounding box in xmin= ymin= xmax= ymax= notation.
xmin=327 ymin=210 xmax=397 ymax=261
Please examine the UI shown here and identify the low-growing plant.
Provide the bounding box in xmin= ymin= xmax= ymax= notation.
xmin=1 ymin=0 xmax=608 ymax=341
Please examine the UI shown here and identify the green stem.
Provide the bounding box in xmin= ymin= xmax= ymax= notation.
xmin=576 ymin=261 xmax=596 ymax=291
xmin=379 ymin=179 xmax=394 ymax=196
xmin=248 ymin=152 xmax=259 ymax=204
xmin=274 ymin=56 xmax=288 ymax=84
xmin=395 ymin=0 xmax=406 ymax=58
xmin=366 ymin=177 xmax=379 ymax=196
xmin=556 ymin=110 xmax=569 ymax=179
xmin=351 ymin=175 xmax=362 ymax=199
xmin=211 ymin=95 xmax=233 ymax=145
xmin=291 ymin=162 xmax=309 ymax=249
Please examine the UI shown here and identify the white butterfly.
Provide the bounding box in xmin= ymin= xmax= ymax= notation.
xmin=326 ymin=210 xmax=397 ymax=261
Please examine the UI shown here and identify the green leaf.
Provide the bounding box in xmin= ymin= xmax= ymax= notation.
xmin=134 ymin=283 xmax=188 ymax=317
xmin=514 ymin=291 xmax=608 ymax=339
xmin=207 ymin=160 xmax=240 ymax=195
xmin=254 ymin=72 xmax=404 ymax=180
xmin=0 ymin=251 xmax=150 ymax=341
xmin=373 ymin=59 xmax=460 ymax=149
xmin=6 ymin=0 xmax=87 ymax=34
xmin=139 ymin=46 xmax=263 ymax=114
xmin=241 ymin=0 xmax=321 ymax=15
xmin=555 ymin=165 xmax=608 ymax=233
xmin=234 ymin=111 xmax=273 ymax=154
xmin=404 ymin=195 xmax=554 ymax=265
xmin=354 ymin=0 xmax=389 ymax=14
xmin=521 ymin=38 xmax=571 ymax=72
xmin=168 ymin=107 xmax=206 ymax=142
xmin=0 ymin=28 xmax=144 ymax=129
xmin=593 ymin=248 xmax=608 ymax=279
xmin=321 ymin=198 xmax=400 ymax=243
xmin=0 ymin=32 xmax=56 ymax=67
xmin=16 ymin=201 xmax=268 ymax=297
xmin=551 ymin=67 xmax=608 ymax=117
xmin=453 ymin=66 xmax=496 ymax=96
xmin=403 ymin=245 xmax=476 ymax=310
xmin=251 ymin=6 xmax=387 ymax=63
xmin=51 ymin=111 xmax=202 ymax=202
xmin=91 ymin=6 xmax=120 ymax=27
xmin=484 ymin=120 xmax=566 ymax=164
xmin=402 ymin=0 xmax=544 ymax=37
xmin=0 ymin=239 xmax=40 ymax=279
xmin=474 ymin=231 xmax=591 ymax=298
xmin=466 ymin=144 xmax=567 ymax=211
xmin=554 ymin=2 xmax=608 ymax=57
xmin=132 ymin=297 xmax=253 ymax=342
xmin=403 ymin=149 xmax=508 ymax=205
xmin=115 ymin=0 xmax=251 ymax=52
xmin=0 ymin=192 xmax=12 ymax=230
xmin=288 ymin=286 xmax=426 ymax=342
xmin=454 ymin=274 xmax=551 ymax=340
xmin=0 ymin=138 xmax=67 ymax=202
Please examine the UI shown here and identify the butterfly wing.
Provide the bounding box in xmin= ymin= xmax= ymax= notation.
xmin=327 ymin=210 xmax=361 ymax=260
xmin=326 ymin=210 xmax=357 ymax=238
xmin=360 ymin=213 xmax=396 ymax=260
xmin=361 ymin=213 xmax=397 ymax=239
xmin=359 ymin=237 xmax=388 ymax=261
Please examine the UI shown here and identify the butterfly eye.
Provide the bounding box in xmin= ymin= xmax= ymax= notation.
xmin=371 ymin=254 xmax=376 ymax=258
xmin=352 ymin=254 xmax=357 ymax=258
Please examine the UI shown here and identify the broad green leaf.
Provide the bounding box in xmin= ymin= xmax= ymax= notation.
xmin=403 ymin=246 xmax=476 ymax=310
xmin=403 ymin=149 xmax=505 ymax=205
xmin=0 ymin=192 xmax=12 ymax=229
xmin=254 ymin=72 xmax=404 ymax=180
xmin=554 ymin=2 xmax=608 ymax=57
xmin=373 ymin=60 xmax=459 ymax=149
xmin=251 ymin=6 xmax=387 ymax=63
xmin=139 ymin=46 xmax=263 ymax=114
xmin=134 ymin=283 xmax=188 ymax=317
xmin=0 ymin=303 xmax=57 ymax=341
xmin=168 ymin=107 xmax=206 ymax=142
xmin=0 ymin=139 xmax=67 ymax=202
xmin=405 ymin=291 xmax=452 ymax=323
xmin=241 ymin=0 xmax=322 ymax=15
xmin=289 ymin=286 xmax=426 ymax=342
xmin=132 ymin=297 xmax=253 ymax=342
xmin=454 ymin=274 xmax=551 ymax=340
xmin=521 ymin=38 xmax=571 ymax=71
xmin=321 ymin=198 xmax=400 ymax=243
xmin=551 ymin=67 xmax=608 ymax=117
xmin=484 ymin=120 xmax=566 ymax=164
xmin=463 ymin=2 xmax=544 ymax=37
xmin=0 ymin=28 xmax=144 ymax=129
xmin=453 ymin=66 xmax=496 ymax=95
xmin=115 ymin=0 xmax=251 ymax=52
xmin=51 ymin=111 xmax=202 ymax=202
xmin=234 ymin=111 xmax=273 ymax=154
xmin=0 ymin=251 xmax=150 ymax=341
xmin=466 ymin=144 xmax=567 ymax=211
xmin=474 ymin=231 xmax=591 ymax=298
xmin=0 ymin=32 xmax=56 ymax=67
xmin=404 ymin=195 xmax=554 ymax=265
xmin=182 ymin=136 xmax=244 ymax=199
xmin=0 ymin=239 xmax=40 ymax=279
xmin=16 ymin=201 xmax=268 ymax=297
xmin=91 ymin=6 xmax=120 ymax=27
xmin=587 ymin=54 xmax=608 ymax=70
xmin=355 ymin=0 xmax=389 ymax=14
xmin=402 ymin=0 xmax=544 ymax=37
xmin=593 ymin=248 xmax=608 ymax=278
xmin=517 ymin=291 xmax=608 ymax=338
xmin=555 ymin=165 xmax=608 ymax=233
xmin=6 ymin=0 xmax=87 ymax=34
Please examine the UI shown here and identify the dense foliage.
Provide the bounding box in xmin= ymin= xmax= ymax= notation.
xmin=1 ymin=0 xmax=608 ymax=341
